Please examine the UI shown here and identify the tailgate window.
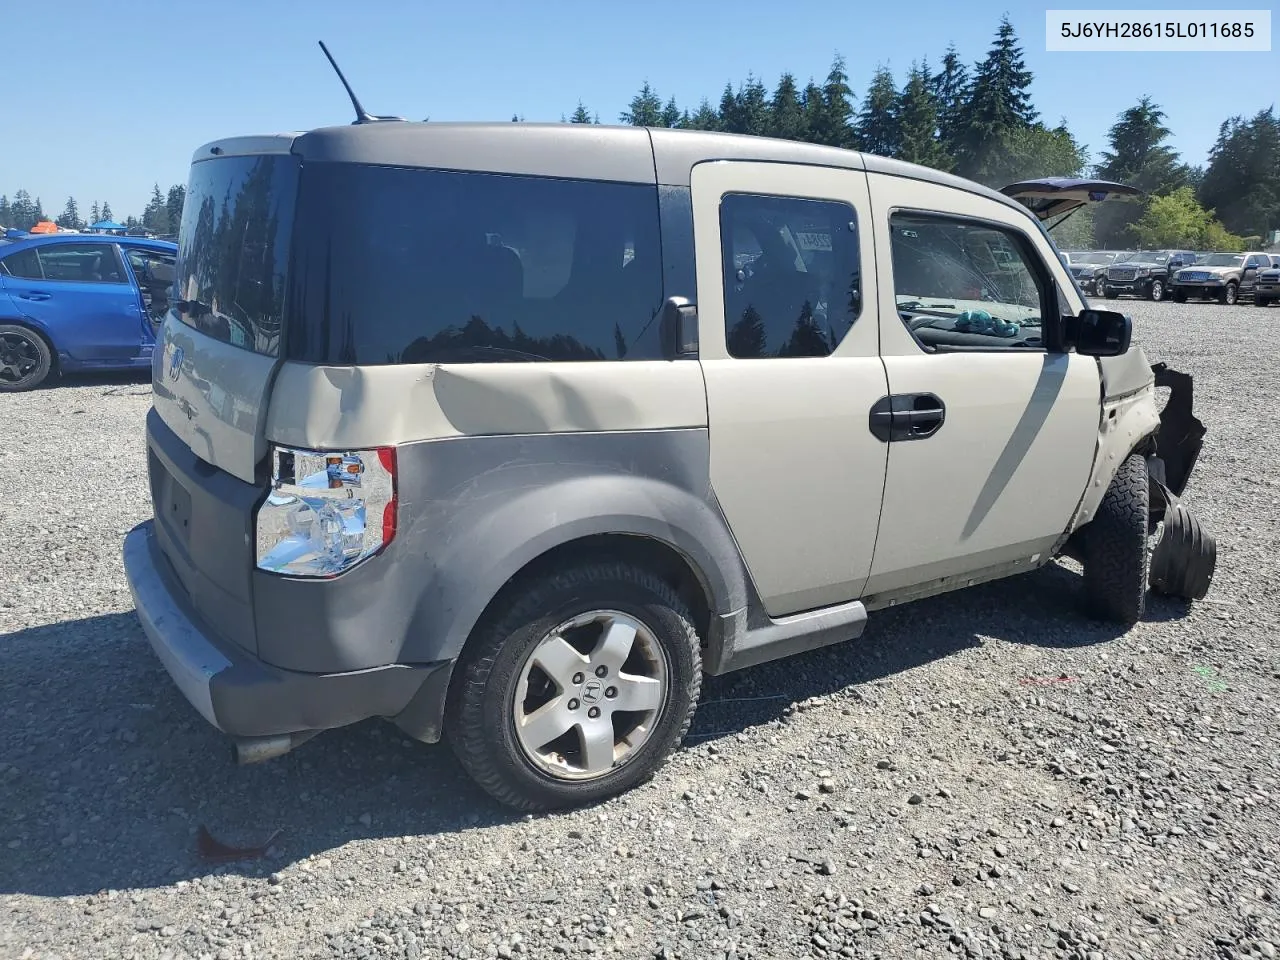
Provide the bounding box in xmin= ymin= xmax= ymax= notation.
xmin=173 ymin=154 xmax=299 ymax=356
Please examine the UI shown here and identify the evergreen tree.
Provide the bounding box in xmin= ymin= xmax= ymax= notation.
xmin=569 ymin=102 xmax=594 ymax=124
xmin=683 ymin=99 xmax=720 ymax=131
xmin=768 ymin=73 xmax=808 ymax=142
xmin=56 ymin=196 xmax=83 ymax=230
xmin=802 ymin=80 xmax=826 ymax=144
xmin=143 ymin=183 xmax=168 ymax=234
xmin=953 ymin=17 xmax=1038 ymax=180
xmin=931 ymin=44 xmax=970 ymax=148
xmin=90 ymin=201 xmax=101 ymax=224
xmin=32 ymin=197 xmax=45 ymax=224
xmin=1094 ymin=97 xmax=1188 ymax=245
xmin=813 ymin=56 xmax=856 ymax=148
xmin=896 ymin=64 xmax=951 ymax=170
xmin=620 ymin=82 xmax=663 ymax=126
xmin=0 ymin=195 xmax=9 ymax=226
xmin=660 ymin=97 xmax=682 ymax=128
xmin=1198 ymin=108 xmax=1280 ymax=237
xmin=101 ymin=201 xmax=113 ymax=222
xmin=733 ymin=76 xmax=770 ymax=137
xmin=166 ymin=185 xmax=186 ymax=233
xmin=716 ymin=82 xmax=740 ymax=131
xmin=855 ymin=66 xmax=900 ymax=158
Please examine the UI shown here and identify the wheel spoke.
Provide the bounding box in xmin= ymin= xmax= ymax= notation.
xmin=578 ymin=721 xmax=616 ymax=774
xmin=611 ymin=673 xmax=663 ymax=713
xmin=593 ymin=618 xmax=637 ymax=672
xmin=517 ymin=697 xmax=574 ymax=749
xmin=532 ymin=636 xmax=588 ymax=684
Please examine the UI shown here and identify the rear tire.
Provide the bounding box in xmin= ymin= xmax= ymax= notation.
xmin=446 ymin=562 xmax=702 ymax=811
xmin=1080 ymin=453 xmax=1150 ymax=626
xmin=0 ymin=324 xmax=53 ymax=392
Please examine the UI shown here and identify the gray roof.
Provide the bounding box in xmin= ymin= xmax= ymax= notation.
xmin=193 ymin=121 xmax=1032 ymax=221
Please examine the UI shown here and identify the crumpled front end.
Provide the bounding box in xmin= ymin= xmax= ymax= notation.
xmin=1146 ymin=362 xmax=1216 ymax=600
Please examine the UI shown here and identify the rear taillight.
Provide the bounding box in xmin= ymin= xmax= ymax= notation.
xmin=255 ymin=445 xmax=397 ymax=578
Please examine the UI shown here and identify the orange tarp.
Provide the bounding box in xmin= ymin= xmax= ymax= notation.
xmin=28 ymin=221 xmax=59 ymax=234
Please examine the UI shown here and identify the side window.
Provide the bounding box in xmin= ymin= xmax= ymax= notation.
xmin=1245 ymin=255 xmax=1264 ymax=269
xmin=0 ymin=247 xmax=43 ymax=280
xmin=719 ymin=193 xmax=860 ymax=359
xmin=124 ymin=246 xmax=176 ymax=321
xmin=34 ymin=243 xmax=128 ymax=284
xmin=888 ymin=212 xmax=1049 ymax=352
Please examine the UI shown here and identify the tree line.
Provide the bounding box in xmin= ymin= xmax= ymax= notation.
xmin=0 ymin=183 xmax=186 ymax=237
xmin=564 ymin=17 xmax=1278 ymax=251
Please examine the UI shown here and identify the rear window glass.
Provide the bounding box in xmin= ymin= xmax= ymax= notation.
xmin=284 ymin=164 xmax=664 ymax=365
xmin=174 ymin=154 xmax=298 ymax=356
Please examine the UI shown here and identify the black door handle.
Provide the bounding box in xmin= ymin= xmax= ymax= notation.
xmin=869 ymin=393 xmax=946 ymax=442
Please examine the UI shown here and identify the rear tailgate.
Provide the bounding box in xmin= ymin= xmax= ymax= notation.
xmin=146 ymin=138 xmax=300 ymax=654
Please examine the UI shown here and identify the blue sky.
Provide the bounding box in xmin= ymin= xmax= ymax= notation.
xmin=4 ymin=0 xmax=1275 ymax=220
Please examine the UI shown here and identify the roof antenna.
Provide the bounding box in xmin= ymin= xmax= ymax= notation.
xmin=318 ymin=40 xmax=405 ymax=124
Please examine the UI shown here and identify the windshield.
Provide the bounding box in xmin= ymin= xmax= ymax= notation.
xmin=1074 ymin=252 xmax=1109 ymax=264
xmin=1198 ymin=253 xmax=1244 ymax=267
xmin=172 ymin=153 xmax=299 ymax=356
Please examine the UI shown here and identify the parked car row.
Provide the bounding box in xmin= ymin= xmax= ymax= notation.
xmin=1063 ymin=249 xmax=1280 ymax=305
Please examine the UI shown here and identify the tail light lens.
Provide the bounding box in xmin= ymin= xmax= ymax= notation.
xmin=255 ymin=446 xmax=397 ymax=577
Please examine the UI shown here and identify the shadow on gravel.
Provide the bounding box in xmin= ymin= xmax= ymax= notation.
xmin=0 ymin=559 xmax=1152 ymax=898
xmin=33 ymin=368 xmax=152 ymax=393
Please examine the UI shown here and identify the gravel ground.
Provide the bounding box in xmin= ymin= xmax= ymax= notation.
xmin=2 ymin=298 xmax=1278 ymax=960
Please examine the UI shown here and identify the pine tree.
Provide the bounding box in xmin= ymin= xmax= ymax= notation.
xmin=683 ymin=99 xmax=720 ymax=131
xmin=143 ymin=183 xmax=168 ymax=234
xmin=660 ymin=97 xmax=682 ymax=128
xmin=953 ymin=17 xmax=1038 ymax=180
xmin=0 ymin=195 xmax=10 ymax=227
xmin=1198 ymin=108 xmax=1280 ymax=237
xmin=812 ymin=56 xmax=856 ymax=148
xmin=569 ymin=102 xmax=594 ymax=124
xmin=896 ymin=64 xmax=951 ymax=170
xmin=931 ymin=44 xmax=970 ymax=148
xmin=166 ymin=185 xmax=186 ymax=233
xmin=620 ymin=82 xmax=663 ymax=126
xmin=734 ymin=76 xmax=770 ymax=137
xmin=856 ymin=66 xmax=900 ymax=158
xmin=1094 ymin=98 xmax=1188 ymax=245
xmin=718 ymin=82 xmax=742 ymax=133
xmin=90 ymin=201 xmax=101 ymax=224
xmin=32 ymin=197 xmax=45 ymax=224
xmin=802 ymin=80 xmax=826 ymax=144
xmin=56 ymin=196 xmax=83 ymax=230
xmin=101 ymin=201 xmax=113 ymax=222
xmin=768 ymin=73 xmax=807 ymax=142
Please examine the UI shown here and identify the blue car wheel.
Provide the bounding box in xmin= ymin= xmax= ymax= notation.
xmin=0 ymin=324 xmax=54 ymax=392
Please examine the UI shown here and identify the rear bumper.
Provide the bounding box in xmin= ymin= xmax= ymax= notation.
xmin=123 ymin=520 xmax=447 ymax=739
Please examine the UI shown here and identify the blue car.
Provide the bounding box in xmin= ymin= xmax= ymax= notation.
xmin=0 ymin=233 xmax=177 ymax=391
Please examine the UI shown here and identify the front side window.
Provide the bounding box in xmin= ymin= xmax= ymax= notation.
xmin=718 ymin=193 xmax=861 ymax=359
xmin=889 ymin=212 xmax=1048 ymax=352
xmin=285 ymin=164 xmax=664 ymax=365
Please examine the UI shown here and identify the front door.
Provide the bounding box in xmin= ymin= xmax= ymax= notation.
xmin=0 ymin=241 xmax=144 ymax=362
xmin=691 ymin=161 xmax=889 ymax=618
xmin=862 ymin=174 xmax=1101 ymax=600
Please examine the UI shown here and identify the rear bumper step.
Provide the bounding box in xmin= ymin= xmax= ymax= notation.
xmin=123 ymin=520 xmax=447 ymax=741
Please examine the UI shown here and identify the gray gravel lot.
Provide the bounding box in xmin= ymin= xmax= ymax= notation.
xmin=2 ymin=298 xmax=1279 ymax=960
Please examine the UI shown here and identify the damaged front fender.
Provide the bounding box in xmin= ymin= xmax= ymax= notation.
xmin=1147 ymin=362 xmax=1216 ymax=600
xmin=1151 ymin=362 xmax=1205 ymax=497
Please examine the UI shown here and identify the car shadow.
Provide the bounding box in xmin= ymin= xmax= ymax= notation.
xmin=47 ymin=368 xmax=151 ymax=392
xmin=0 ymin=559 xmax=1140 ymax=898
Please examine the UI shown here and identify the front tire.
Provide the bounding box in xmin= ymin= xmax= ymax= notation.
xmin=1219 ymin=282 xmax=1238 ymax=305
xmin=0 ymin=324 xmax=53 ymax=392
xmin=1256 ymin=296 xmax=1272 ymax=308
xmin=446 ymin=562 xmax=702 ymax=811
xmin=1171 ymin=289 xmax=1187 ymax=303
xmin=1103 ymin=285 xmax=1119 ymax=300
xmin=1080 ymin=454 xmax=1150 ymax=626
xmin=1149 ymin=279 xmax=1165 ymax=302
